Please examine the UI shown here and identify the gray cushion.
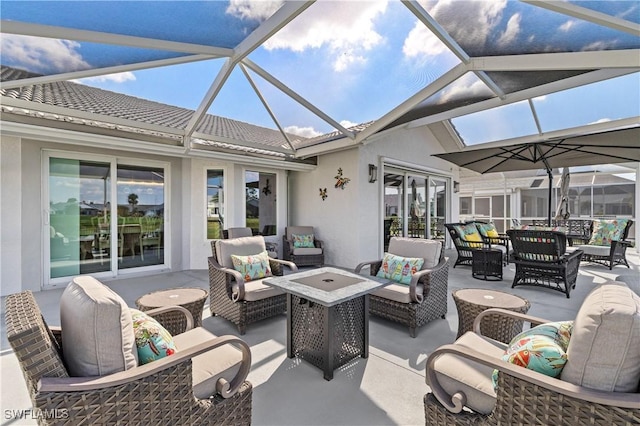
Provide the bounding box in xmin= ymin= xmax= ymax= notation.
xmin=172 ymin=327 xmax=243 ymax=399
xmin=232 ymin=279 xmax=284 ymax=302
xmin=286 ymin=226 xmax=314 ymax=240
xmin=215 ymin=236 xmax=267 ymax=269
xmin=292 ymin=247 xmax=323 ymax=255
xmin=372 ymin=283 xmax=424 ymax=304
xmin=576 ymin=245 xmax=611 ymax=256
xmin=388 ymin=237 xmax=442 ymax=269
xmin=561 ymin=281 xmax=640 ymax=392
xmin=228 ymin=227 xmax=253 ymax=238
xmin=60 ymin=276 xmax=138 ymax=376
xmin=430 ymin=332 xmax=503 ymax=415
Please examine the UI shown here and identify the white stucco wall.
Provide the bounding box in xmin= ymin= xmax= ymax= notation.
xmin=289 ymin=125 xmax=457 ymax=269
xmin=0 ymin=136 xmax=23 ymax=296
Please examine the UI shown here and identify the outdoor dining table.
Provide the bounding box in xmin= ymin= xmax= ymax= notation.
xmin=264 ymin=267 xmax=389 ymax=380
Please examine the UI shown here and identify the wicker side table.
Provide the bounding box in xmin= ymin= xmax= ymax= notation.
xmin=136 ymin=287 xmax=208 ymax=335
xmin=452 ymin=288 xmax=530 ymax=344
xmin=472 ymin=248 xmax=503 ymax=281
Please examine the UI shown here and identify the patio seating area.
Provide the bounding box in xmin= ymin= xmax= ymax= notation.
xmin=2 ymin=249 xmax=639 ymax=425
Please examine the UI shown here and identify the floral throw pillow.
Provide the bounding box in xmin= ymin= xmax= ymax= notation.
xmin=292 ymin=233 xmax=315 ymax=248
xmin=588 ymin=219 xmax=628 ymax=246
xmin=131 ymin=309 xmax=177 ymax=365
xmin=376 ymin=253 xmax=424 ymax=285
xmin=477 ymin=223 xmax=499 ymax=238
xmin=231 ymin=251 xmax=272 ymax=281
xmin=492 ymin=321 xmax=573 ymax=389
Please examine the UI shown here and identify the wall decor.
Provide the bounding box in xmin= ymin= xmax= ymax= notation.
xmin=334 ymin=168 xmax=350 ymax=190
xmin=368 ymin=164 xmax=378 ymax=183
xmin=319 ymin=188 xmax=328 ymax=201
xmin=262 ymin=179 xmax=272 ymax=196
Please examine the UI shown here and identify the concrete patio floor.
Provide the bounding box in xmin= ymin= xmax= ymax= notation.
xmin=2 ymin=249 xmax=639 ymax=426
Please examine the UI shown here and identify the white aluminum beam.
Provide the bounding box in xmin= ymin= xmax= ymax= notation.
xmin=239 ymin=64 xmax=297 ymax=152
xmin=242 ymin=59 xmax=355 ymax=138
xmin=0 ymin=54 xmax=216 ymax=90
xmin=355 ymin=63 xmax=468 ymax=143
xmin=191 ymin=131 xmax=293 ymax=155
xmin=0 ymin=20 xmax=232 ymax=56
xmin=468 ymin=49 xmax=640 ymax=71
xmin=523 ymin=1 xmax=640 ymax=36
xmin=407 ymin=68 xmax=636 ymax=129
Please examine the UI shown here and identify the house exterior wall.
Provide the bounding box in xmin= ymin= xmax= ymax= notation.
xmin=289 ymin=125 xmax=457 ymax=269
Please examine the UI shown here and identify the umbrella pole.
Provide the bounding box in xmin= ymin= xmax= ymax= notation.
xmin=546 ymin=168 xmax=553 ymax=226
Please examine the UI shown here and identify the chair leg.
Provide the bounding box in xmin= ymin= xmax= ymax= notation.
xmin=409 ymin=327 xmax=416 ymax=338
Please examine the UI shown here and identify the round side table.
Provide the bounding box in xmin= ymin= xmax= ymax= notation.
xmin=452 ymin=288 xmax=530 ymax=344
xmin=136 ymin=287 xmax=208 ymax=335
xmin=472 ymin=248 xmax=503 ymax=281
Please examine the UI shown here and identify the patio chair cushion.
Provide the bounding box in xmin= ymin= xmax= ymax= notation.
xmin=292 ymin=247 xmax=323 ymax=255
xmin=430 ymin=332 xmax=504 ymax=415
xmin=231 ymin=251 xmax=272 ymax=281
xmin=60 ymin=276 xmax=138 ymax=376
xmin=371 ymin=282 xmax=424 ymax=304
xmin=454 ymin=224 xmax=483 ymax=242
xmin=172 ymin=327 xmax=243 ymax=399
xmin=387 ymin=237 xmax=442 ymax=269
xmin=561 ymin=281 xmax=640 ymax=392
xmin=574 ymin=244 xmax=610 ymax=256
xmin=587 ymin=219 xmax=628 ymax=246
xmin=476 ymin=223 xmax=499 ymax=238
xmin=232 ymin=279 xmax=284 ymax=302
xmin=292 ymin=233 xmax=315 ymax=248
xmin=130 ymin=309 xmax=177 ymax=365
xmin=286 ymin=226 xmax=315 ymax=240
xmin=215 ymin=236 xmax=267 ymax=269
xmin=376 ymin=253 xmax=424 ymax=284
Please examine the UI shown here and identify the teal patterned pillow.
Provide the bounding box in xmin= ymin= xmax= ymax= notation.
xmin=131 ymin=309 xmax=177 ymax=365
xmin=492 ymin=321 xmax=573 ymax=389
xmin=376 ymin=253 xmax=424 ymax=285
xmin=588 ymin=219 xmax=628 ymax=246
xmin=292 ymin=233 xmax=315 ymax=248
xmin=231 ymin=250 xmax=272 ymax=281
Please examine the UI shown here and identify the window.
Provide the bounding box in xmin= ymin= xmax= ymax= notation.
xmin=459 ymin=197 xmax=471 ymax=215
xmin=207 ymin=170 xmax=224 ymax=239
xmin=245 ymin=171 xmax=276 ymax=236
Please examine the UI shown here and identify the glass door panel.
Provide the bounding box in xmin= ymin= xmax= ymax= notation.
xmin=383 ymin=172 xmax=405 ymax=251
xmin=116 ymin=165 xmax=165 ymax=269
xmin=245 ymin=171 xmax=276 ymax=236
xmin=408 ymin=176 xmax=427 ymax=238
xmin=429 ymin=177 xmax=447 ymax=240
xmin=49 ymin=158 xmax=111 ymax=278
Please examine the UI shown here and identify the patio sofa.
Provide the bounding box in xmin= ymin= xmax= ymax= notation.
xmin=5 ymin=276 xmax=253 ymax=425
xmin=573 ymin=218 xmax=634 ymax=269
xmin=424 ymin=281 xmax=640 ymax=425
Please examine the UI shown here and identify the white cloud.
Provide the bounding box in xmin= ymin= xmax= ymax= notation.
xmin=284 ymin=125 xmax=322 ymax=138
xmin=226 ymin=0 xmax=284 ymax=21
xmin=403 ymin=22 xmax=449 ymax=58
xmin=559 ymin=20 xmax=576 ymax=32
xmin=339 ymin=120 xmax=358 ymax=129
xmin=263 ymin=1 xmax=388 ymax=72
xmin=497 ymin=13 xmax=521 ymax=46
xmin=1 ymin=34 xmax=90 ymax=74
xmin=437 ymin=73 xmax=489 ymax=103
xmin=74 ymin=72 xmax=137 ymax=84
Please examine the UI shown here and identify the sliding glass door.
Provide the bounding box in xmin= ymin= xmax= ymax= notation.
xmin=46 ymin=153 xmax=167 ymax=285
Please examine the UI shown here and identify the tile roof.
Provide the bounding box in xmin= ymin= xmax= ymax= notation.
xmin=1 ymin=66 xmax=312 ymax=156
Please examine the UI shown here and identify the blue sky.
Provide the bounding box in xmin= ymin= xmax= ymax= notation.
xmin=1 ymin=0 xmax=639 ymax=142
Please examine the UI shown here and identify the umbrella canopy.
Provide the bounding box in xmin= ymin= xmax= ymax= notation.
xmin=555 ymin=167 xmax=571 ymax=220
xmin=433 ymin=127 xmax=640 ymax=224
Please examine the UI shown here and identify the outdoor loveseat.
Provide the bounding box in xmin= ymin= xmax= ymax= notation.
xmin=424 ymin=281 xmax=640 ymax=425
xmin=5 ymin=276 xmax=253 ymax=425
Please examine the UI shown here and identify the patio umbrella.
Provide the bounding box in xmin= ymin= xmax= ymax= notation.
xmin=433 ymin=127 xmax=640 ymax=224
xmin=555 ymin=167 xmax=571 ymax=220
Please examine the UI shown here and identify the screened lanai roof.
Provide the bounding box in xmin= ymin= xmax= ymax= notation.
xmin=1 ymin=1 xmax=639 ymax=161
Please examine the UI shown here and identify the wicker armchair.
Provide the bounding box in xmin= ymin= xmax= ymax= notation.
xmin=5 ymin=290 xmax=253 ymax=425
xmin=507 ymin=229 xmax=583 ymax=298
xmin=424 ymin=282 xmax=640 ymax=426
xmin=209 ymin=236 xmax=297 ymax=334
xmin=282 ymin=226 xmax=324 ymax=267
xmin=574 ymin=219 xmax=633 ymax=269
xmin=445 ymin=223 xmax=488 ymax=267
xmin=355 ymin=237 xmax=448 ymax=338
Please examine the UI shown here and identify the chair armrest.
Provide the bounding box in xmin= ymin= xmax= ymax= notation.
xmin=354 ymin=260 xmax=382 ymax=274
xmin=409 ymin=257 xmax=449 ymax=303
xmin=472 ymin=308 xmax=549 ymax=336
xmin=208 ymin=257 xmax=246 ymax=301
xmin=269 ymin=257 xmax=298 ymax=272
xmin=39 ymin=335 xmax=252 ymax=399
xmin=314 ymin=239 xmax=324 ymax=249
xmin=49 ymin=326 xmax=63 ymax=348
xmin=426 ymin=342 xmax=640 ymax=414
xmin=144 ymin=305 xmax=194 ymax=332
xmin=562 ymin=248 xmax=584 ymax=263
